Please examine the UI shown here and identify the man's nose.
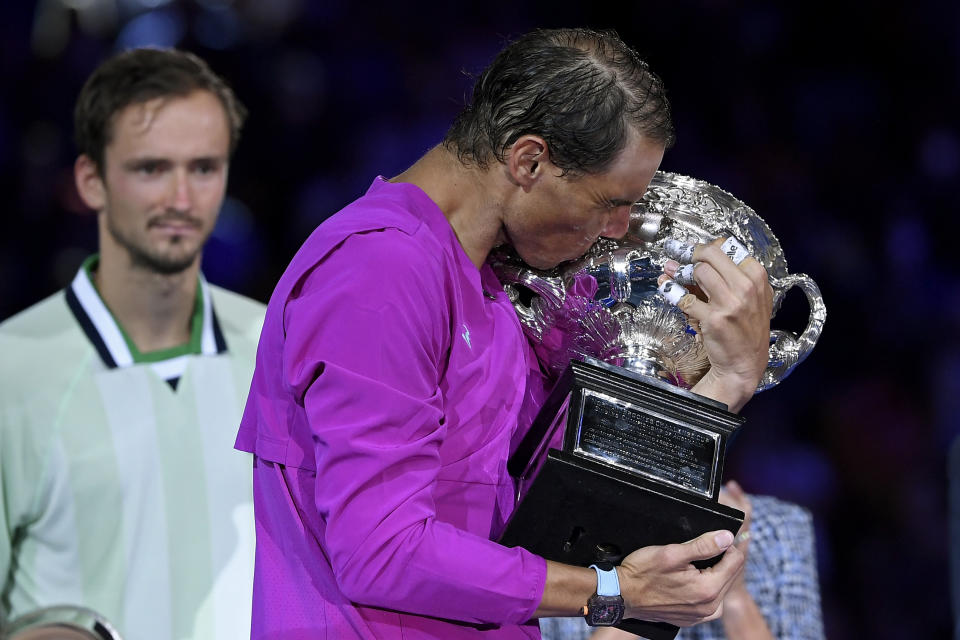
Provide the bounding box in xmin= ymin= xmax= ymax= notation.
xmin=600 ymin=205 xmax=631 ymax=239
xmin=169 ymin=169 xmax=193 ymax=211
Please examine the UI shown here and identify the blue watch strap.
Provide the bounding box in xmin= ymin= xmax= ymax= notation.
xmin=589 ymin=564 xmax=620 ymax=597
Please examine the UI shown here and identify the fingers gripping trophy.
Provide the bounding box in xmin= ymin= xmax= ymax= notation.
xmin=493 ymin=172 xmax=825 ymax=639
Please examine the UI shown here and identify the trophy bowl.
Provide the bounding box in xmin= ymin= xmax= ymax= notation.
xmin=490 ymin=171 xmax=826 ymax=393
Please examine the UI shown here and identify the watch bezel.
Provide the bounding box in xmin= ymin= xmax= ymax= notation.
xmin=584 ymin=593 xmax=625 ymax=626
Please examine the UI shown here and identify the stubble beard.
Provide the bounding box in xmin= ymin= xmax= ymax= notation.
xmin=106 ymin=214 xmax=207 ymax=276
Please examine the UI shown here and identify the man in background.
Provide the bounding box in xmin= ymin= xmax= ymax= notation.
xmin=0 ymin=48 xmax=264 ymax=640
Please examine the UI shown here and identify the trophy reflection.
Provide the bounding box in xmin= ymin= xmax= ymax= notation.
xmin=493 ymin=172 xmax=825 ymax=639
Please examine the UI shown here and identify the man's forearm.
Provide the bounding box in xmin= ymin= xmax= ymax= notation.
xmin=533 ymin=560 xmax=597 ymax=618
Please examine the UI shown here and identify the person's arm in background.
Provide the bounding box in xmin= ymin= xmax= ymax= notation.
xmin=716 ymin=481 xmax=774 ymax=640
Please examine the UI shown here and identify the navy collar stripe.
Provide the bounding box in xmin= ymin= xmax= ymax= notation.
xmin=65 ymin=285 xmax=118 ymax=369
xmin=211 ymin=309 xmax=227 ymax=353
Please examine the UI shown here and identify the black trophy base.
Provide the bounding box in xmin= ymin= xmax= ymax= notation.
xmin=500 ymin=449 xmax=743 ymax=640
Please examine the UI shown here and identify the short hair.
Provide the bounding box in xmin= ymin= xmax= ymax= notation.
xmin=74 ymin=48 xmax=247 ymax=171
xmin=443 ymin=28 xmax=674 ymax=177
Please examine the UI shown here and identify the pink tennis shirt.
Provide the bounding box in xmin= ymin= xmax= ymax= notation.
xmin=236 ymin=177 xmax=552 ymax=638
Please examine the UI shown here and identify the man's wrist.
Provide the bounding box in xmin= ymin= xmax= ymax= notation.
xmin=583 ymin=563 xmax=624 ymax=626
xmin=693 ymin=368 xmax=758 ymax=413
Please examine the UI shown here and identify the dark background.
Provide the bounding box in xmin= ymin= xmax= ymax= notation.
xmin=2 ymin=1 xmax=957 ymax=638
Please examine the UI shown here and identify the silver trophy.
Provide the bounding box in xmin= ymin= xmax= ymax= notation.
xmin=490 ymin=170 xmax=826 ymax=393
xmin=495 ymin=172 xmax=826 ymax=640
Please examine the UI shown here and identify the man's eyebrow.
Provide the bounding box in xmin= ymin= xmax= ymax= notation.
xmin=123 ymin=156 xmax=169 ymax=167
xmin=122 ymin=155 xmax=226 ymax=165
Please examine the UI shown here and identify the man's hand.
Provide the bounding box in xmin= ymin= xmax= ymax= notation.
xmin=660 ymin=238 xmax=773 ymax=412
xmin=616 ymin=529 xmax=745 ymax=626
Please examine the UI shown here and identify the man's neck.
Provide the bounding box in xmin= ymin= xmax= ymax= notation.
xmin=390 ymin=145 xmax=508 ymax=269
xmin=94 ymin=246 xmax=200 ymax=354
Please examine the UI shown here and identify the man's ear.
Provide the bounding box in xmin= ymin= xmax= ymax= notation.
xmin=74 ymin=154 xmax=106 ymax=212
xmin=506 ymin=135 xmax=550 ymax=189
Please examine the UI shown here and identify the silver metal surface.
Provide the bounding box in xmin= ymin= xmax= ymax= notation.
xmin=4 ymin=605 xmax=123 ymax=640
xmin=490 ymin=171 xmax=827 ymax=393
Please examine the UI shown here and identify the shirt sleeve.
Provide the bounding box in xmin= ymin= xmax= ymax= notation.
xmin=0 ymin=361 xmax=42 ymax=625
xmin=0 ymin=406 xmax=12 ymax=625
xmin=282 ymin=230 xmax=546 ymax=625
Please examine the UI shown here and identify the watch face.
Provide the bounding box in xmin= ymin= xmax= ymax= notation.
xmin=587 ymin=596 xmax=624 ymax=626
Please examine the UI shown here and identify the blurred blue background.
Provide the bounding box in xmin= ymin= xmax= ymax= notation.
xmin=2 ymin=1 xmax=957 ymax=637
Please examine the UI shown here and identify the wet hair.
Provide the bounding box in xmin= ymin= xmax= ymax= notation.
xmin=74 ymin=47 xmax=247 ymax=171
xmin=444 ymin=28 xmax=674 ymax=176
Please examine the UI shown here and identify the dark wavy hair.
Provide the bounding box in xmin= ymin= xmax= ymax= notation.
xmin=443 ymin=28 xmax=674 ymax=176
xmin=74 ymin=48 xmax=247 ymax=172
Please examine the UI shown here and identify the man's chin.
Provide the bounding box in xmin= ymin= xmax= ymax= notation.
xmin=535 ymin=254 xmax=586 ymax=271
xmin=512 ymin=243 xmax=588 ymax=271
xmin=131 ymin=249 xmax=202 ymax=275
xmin=150 ymin=259 xmax=199 ymax=275
xmin=522 ymin=258 xmax=558 ymax=271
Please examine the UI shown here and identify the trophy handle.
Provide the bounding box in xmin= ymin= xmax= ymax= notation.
xmin=758 ymin=273 xmax=826 ymax=392
xmin=494 ymin=264 xmax=566 ymax=342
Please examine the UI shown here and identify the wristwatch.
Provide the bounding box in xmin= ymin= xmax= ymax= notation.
xmin=582 ymin=562 xmax=625 ymax=626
